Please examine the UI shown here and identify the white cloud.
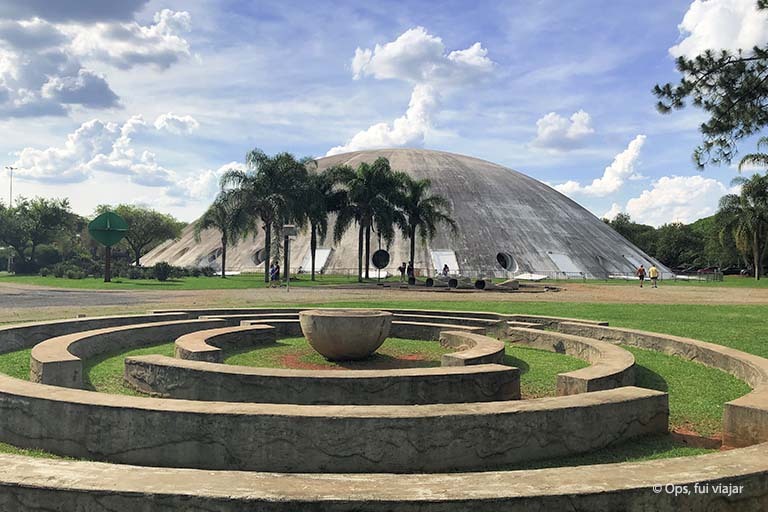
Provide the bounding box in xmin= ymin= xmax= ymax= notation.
xmin=0 ymin=1 xmax=149 ymax=23
xmin=0 ymin=10 xmax=191 ymax=118
xmin=326 ymin=83 xmax=437 ymax=155
xmin=170 ymin=161 xmax=246 ymax=200
xmin=625 ymin=175 xmax=730 ymax=226
xmin=12 ymin=113 xmax=196 ymax=187
xmin=154 ymin=112 xmax=199 ymax=134
xmin=67 ymin=9 xmax=192 ymax=70
xmin=670 ymin=0 xmax=768 ymax=58
xmin=554 ymin=135 xmax=646 ymax=197
xmin=603 ymin=202 xmax=623 ymax=220
xmin=328 ymin=27 xmax=493 ymax=156
xmin=531 ymin=109 xmax=594 ymax=150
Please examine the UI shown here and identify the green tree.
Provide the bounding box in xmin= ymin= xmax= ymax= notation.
xmin=716 ymin=174 xmax=768 ymax=279
xmin=654 ymin=222 xmax=702 ymax=268
xmin=194 ymin=191 xmax=253 ymax=278
xmin=221 ymin=149 xmax=311 ymax=282
xmin=739 ymin=136 xmax=768 ymax=172
xmin=0 ymin=197 xmax=73 ymax=272
xmin=96 ymin=204 xmax=184 ymax=266
xmin=331 ymin=158 xmax=403 ymax=282
xmin=653 ymin=1 xmax=768 ymax=168
xmin=603 ymin=213 xmax=658 ymax=256
xmin=301 ymin=169 xmax=345 ymax=280
xmin=397 ymin=174 xmax=457 ymax=274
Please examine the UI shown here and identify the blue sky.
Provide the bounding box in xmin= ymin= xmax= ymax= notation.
xmin=0 ymin=0 xmax=766 ymax=224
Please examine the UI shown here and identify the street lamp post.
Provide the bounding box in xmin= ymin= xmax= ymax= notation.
xmin=4 ymin=166 xmax=15 ymax=274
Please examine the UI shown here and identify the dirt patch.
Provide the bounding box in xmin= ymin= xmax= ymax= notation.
xmin=670 ymin=424 xmax=722 ymax=449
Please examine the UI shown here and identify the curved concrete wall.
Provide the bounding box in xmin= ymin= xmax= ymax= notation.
xmin=174 ymin=325 xmax=276 ymax=362
xmin=508 ymin=327 xmax=635 ymax=395
xmin=29 ymin=319 xmax=226 ymax=388
xmin=0 ymin=376 xmax=667 ymax=473
xmin=0 ymin=444 xmax=765 ymax=511
xmin=0 ymin=313 xmax=187 ymax=354
xmin=124 ymin=356 xmax=520 ymax=404
xmin=556 ymin=322 xmax=768 ymax=447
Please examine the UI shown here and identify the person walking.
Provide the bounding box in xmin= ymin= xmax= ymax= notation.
xmin=406 ymin=262 xmax=414 ymax=282
xmin=269 ymin=262 xmax=278 ymax=287
xmin=636 ymin=264 xmax=646 ymax=288
xmin=649 ymin=264 xmax=659 ymax=288
xmin=398 ymin=262 xmax=406 ymax=282
xmin=442 ymin=264 xmax=450 ymax=277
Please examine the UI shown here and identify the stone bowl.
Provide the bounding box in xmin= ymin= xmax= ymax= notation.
xmin=299 ymin=309 xmax=393 ymax=361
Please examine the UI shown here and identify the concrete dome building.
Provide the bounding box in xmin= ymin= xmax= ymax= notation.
xmin=143 ymin=148 xmax=667 ymax=279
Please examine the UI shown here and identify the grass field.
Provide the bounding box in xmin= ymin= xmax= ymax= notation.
xmin=0 ymin=273 xmax=364 ymax=290
xmin=1 ymin=272 xmax=766 ymax=290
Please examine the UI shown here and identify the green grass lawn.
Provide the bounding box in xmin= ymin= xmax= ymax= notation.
xmin=543 ymin=275 xmax=768 ymax=288
xmin=83 ymin=342 xmax=176 ymax=395
xmin=0 ymin=273 xmax=369 ymax=290
xmin=504 ymin=344 xmax=588 ymax=398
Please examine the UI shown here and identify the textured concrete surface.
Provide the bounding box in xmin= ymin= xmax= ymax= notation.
xmin=141 ymin=148 xmax=668 ymax=278
xmin=0 ymin=312 xmax=187 ymax=354
xmin=0 ymin=376 xmax=666 ymax=472
xmin=174 ymin=324 xmax=276 ymax=362
xmin=556 ymin=322 xmax=768 ymax=447
xmin=124 ymin=356 xmax=521 ymax=404
xmin=439 ymin=331 xmax=506 ymax=366
xmin=506 ymin=314 xmax=609 ymax=329
xmin=508 ymin=327 xmax=635 ymax=395
xmin=29 ymin=318 xmax=226 ymax=388
xmin=0 ymin=444 xmax=766 ymax=511
xmin=300 ymin=309 xmax=392 ymax=360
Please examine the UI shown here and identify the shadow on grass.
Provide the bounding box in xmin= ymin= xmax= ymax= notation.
xmin=503 ymin=354 xmax=530 ymax=375
xmin=634 ymin=364 xmax=669 ymax=392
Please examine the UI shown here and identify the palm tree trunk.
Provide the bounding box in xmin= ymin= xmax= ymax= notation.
xmin=365 ymin=225 xmax=371 ymax=279
xmin=754 ymin=231 xmax=760 ymax=280
xmin=409 ymin=226 xmax=416 ymax=272
xmin=221 ymin=236 xmax=227 ymax=279
xmin=264 ymin=222 xmax=271 ymax=283
xmin=357 ymin=223 xmax=364 ymax=283
xmin=310 ymin=224 xmax=317 ymax=281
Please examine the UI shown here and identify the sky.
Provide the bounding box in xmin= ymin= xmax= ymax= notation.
xmin=0 ymin=0 xmax=766 ymax=225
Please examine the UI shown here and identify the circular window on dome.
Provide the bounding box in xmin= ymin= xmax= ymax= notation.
xmin=496 ymin=252 xmax=518 ymax=272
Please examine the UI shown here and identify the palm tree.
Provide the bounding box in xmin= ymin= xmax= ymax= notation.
xmin=331 ymin=157 xmax=403 ymax=282
xmin=302 ymin=169 xmax=345 ymax=280
xmin=397 ymin=174 xmax=457 ymax=275
xmin=739 ymin=136 xmax=768 ymax=172
xmin=194 ymin=190 xmax=252 ymax=278
xmin=220 ymin=149 xmax=310 ymax=282
xmin=716 ymin=173 xmax=768 ymax=280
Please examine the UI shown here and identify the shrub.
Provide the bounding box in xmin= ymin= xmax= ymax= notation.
xmin=200 ymin=266 xmax=215 ymax=277
xmin=65 ymin=269 xmax=85 ymax=279
xmin=39 ymin=267 xmax=50 ymax=277
xmin=154 ymin=262 xmax=173 ymax=282
xmin=52 ymin=263 xmax=66 ymax=278
xmin=128 ymin=267 xmax=143 ymax=280
xmin=190 ymin=267 xmax=202 ymax=278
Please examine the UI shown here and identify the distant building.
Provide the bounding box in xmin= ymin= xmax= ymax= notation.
xmin=142 ymin=148 xmax=668 ymax=278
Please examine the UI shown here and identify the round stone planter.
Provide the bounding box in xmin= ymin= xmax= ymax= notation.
xmin=299 ymin=309 xmax=393 ymax=361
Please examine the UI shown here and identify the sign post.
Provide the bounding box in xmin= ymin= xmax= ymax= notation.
xmin=88 ymin=212 xmax=128 ymax=282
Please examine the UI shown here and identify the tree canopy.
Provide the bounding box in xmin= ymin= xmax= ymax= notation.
xmin=653 ymin=1 xmax=768 ymax=168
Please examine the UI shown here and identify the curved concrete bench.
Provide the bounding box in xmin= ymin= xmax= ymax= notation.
xmin=508 ymin=327 xmax=635 ymax=395
xmin=440 ymin=331 xmax=506 ymax=366
xmin=124 ymin=356 xmax=521 ymax=404
xmin=174 ymin=325 xmax=276 ymax=362
xmin=0 ymin=312 xmax=187 ymax=354
xmin=29 ymin=318 xmax=226 ymax=388
xmin=556 ymin=322 xmax=768 ymax=447
xmin=0 ymin=374 xmax=666 ymax=472
xmin=0 ymin=443 xmax=766 ymax=510
xmin=506 ymin=314 xmax=609 ymax=329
